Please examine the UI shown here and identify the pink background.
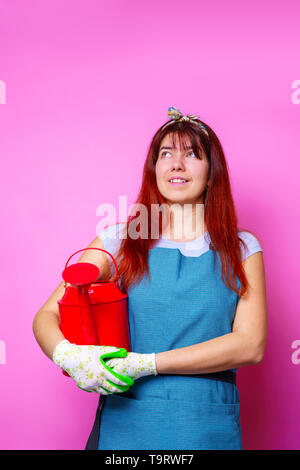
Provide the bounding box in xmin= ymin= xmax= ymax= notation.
xmin=1 ymin=0 xmax=300 ymax=450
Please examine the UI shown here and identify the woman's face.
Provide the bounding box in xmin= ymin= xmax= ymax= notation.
xmin=155 ymin=133 xmax=210 ymax=206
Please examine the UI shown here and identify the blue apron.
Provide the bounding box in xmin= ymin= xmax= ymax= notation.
xmin=87 ymin=243 xmax=243 ymax=450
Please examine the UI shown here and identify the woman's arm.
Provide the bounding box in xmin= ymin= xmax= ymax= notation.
xmin=32 ymin=282 xmax=67 ymax=360
xmin=32 ymin=235 xmax=111 ymax=361
xmin=155 ymin=251 xmax=268 ymax=374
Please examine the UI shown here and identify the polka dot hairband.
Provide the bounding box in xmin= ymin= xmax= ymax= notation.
xmin=162 ymin=106 xmax=209 ymax=137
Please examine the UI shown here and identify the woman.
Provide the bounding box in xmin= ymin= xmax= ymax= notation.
xmin=33 ymin=106 xmax=267 ymax=450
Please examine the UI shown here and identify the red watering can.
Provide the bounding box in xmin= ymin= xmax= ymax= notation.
xmin=57 ymin=247 xmax=131 ymax=377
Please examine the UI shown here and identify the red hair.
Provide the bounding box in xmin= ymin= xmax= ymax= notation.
xmin=109 ymin=118 xmax=259 ymax=297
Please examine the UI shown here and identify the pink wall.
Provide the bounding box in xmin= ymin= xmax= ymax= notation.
xmin=1 ymin=0 xmax=300 ymax=450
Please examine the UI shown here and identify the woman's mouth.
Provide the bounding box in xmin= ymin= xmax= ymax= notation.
xmin=168 ymin=178 xmax=189 ymax=186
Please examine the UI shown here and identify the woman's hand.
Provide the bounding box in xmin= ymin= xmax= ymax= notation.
xmin=105 ymin=352 xmax=158 ymax=381
xmin=52 ymin=340 xmax=134 ymax=394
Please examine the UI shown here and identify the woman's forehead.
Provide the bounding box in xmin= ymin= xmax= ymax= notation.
xmin=160 ymin=132 xmax=200 ymax=149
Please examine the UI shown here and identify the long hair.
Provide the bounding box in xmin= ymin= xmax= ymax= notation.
xmin=107 ymin=118 xmax=258 ymax=297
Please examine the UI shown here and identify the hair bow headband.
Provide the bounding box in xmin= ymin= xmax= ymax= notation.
xmin=162 ymin=106 xmax=209 ymax=137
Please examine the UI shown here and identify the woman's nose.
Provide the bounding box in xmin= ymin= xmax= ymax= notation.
xmin=171 ymin=154 xmax=185 ymax=169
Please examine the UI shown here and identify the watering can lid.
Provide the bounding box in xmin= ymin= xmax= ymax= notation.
xmin=62 ymin=263 xmax=100 ymax=286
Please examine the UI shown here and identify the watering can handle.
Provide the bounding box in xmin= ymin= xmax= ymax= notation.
xmin=64 ymin=247 xmax=120 ymax=284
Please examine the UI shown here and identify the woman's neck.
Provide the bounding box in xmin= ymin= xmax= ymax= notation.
xmin=161 ymin=203 xmax=206 ymax=242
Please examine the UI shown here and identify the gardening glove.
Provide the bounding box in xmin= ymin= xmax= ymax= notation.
xmin=105 ymin=351 xmax=158 ymax=382
xmin=52 ymin=339 xmax=134 ymax=394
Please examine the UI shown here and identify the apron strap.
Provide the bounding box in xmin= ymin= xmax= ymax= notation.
xmin=85 ymin=395 xmax=105 ymax=450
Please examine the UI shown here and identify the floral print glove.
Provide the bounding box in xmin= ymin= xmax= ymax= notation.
xmin=105 ymin=352 xmax=158 ymax=381
xmin=52 ymin=339 xmax=134 ymax=394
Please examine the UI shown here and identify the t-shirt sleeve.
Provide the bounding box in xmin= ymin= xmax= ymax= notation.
xmin=97 ymin=222 xmax=127 ymax=259
xmin=238 ymin=231 xmax=263 ymax=262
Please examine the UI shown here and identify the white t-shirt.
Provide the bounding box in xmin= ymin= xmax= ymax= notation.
xmin=98 ymin=222 xmax=263 ymax=262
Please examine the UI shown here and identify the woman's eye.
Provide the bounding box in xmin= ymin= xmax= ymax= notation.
xmin=160 ymin=151 xmax=197 ymax=158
